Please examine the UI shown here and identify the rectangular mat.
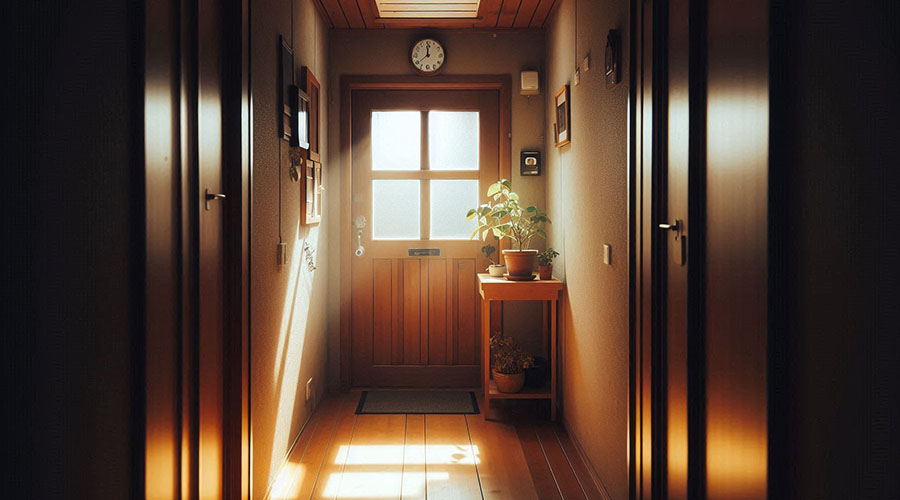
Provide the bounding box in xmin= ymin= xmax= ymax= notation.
xmin=355 ymin=391 xmax=480 ymax=415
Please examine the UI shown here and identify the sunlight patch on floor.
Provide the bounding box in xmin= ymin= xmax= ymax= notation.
xmin=322 ymin=472 xmax=451 ymax=498
xmin=335 ymin=444 xmax=481 ymax=465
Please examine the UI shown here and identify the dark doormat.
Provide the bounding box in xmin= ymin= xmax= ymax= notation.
xmin=355 ymin=391 xmax=480 ymax=415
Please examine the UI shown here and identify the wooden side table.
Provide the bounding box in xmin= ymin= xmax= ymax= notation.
xmin=478 ymin=273 xmax=564 ymax=420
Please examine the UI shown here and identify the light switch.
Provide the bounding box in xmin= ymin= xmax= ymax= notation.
xmin=583 ymin=54 xmax=591 ymax=72
xmin=603 ymin=244 xmax=612 ymax=265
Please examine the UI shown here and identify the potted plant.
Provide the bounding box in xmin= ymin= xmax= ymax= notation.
xmin=537 ymin=248 xmax=559 ymax=280
xmin=490 ymin=334 xmax=534 ymax=393
xmin=482 ymin=242 xmax=506 ymax=277
xmin=467 ymin=179 xmax=551 ymax=280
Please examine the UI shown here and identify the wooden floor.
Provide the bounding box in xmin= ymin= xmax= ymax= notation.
xmin=267 ymin=391 xmax=604 ymax=500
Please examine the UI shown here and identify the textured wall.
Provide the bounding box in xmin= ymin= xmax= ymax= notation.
xmin=250 ymin=0 xmax=330 ymax=497
xmin=325 ymin=30 xmax=547 ymax=384
xmin=544 ymin=0 xmax=630 ymax=497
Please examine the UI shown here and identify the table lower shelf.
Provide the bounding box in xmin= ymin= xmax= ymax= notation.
xmin=487 ymin=380 xmax=552 ymax=399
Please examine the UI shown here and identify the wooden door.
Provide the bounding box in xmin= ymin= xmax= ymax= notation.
xmin=350 ymin=90 xmax=499 ymax=387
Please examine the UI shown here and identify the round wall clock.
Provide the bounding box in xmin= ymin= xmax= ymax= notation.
xmin=410 ymin=38 xmax=445 ymax=75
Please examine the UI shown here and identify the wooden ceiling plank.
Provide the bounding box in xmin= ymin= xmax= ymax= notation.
xmin=474 ymin=0 xmax=502 ymax=27
xmin=339 ymin=0 xmax=366 ymax=28
xmin=496 ymin=0 xmax=520 ymax=28
xmin=320 ymin=0 xmax=351 ymax=28
xmin=374 ymin=17 xmax=479 ymax=27
xmin=529 ymin=0 xmax=557 ymax=28
xmin=357 ymin=0 xmax=385 ymax=28
xmin=512 ymin=0 xmax=539 ymax=28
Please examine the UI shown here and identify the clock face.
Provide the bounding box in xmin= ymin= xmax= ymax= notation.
xmin=410 ymin=38 xmax=445 ymax=75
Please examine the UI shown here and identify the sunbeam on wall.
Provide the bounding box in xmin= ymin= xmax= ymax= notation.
xmin=267 ymin=227 xmax=319 ymax=488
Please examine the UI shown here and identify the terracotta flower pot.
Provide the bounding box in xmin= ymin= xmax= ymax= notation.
xmin=502 ymin=249 xmax=538 ymax=277
xmin=492 ymin=370 xmax=526 ymax=393
xmin=538 ymin=264 xmax=552 ymax=280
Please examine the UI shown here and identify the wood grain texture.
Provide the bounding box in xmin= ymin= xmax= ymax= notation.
xmin=428 ymin=259 xmax=449 ymax=365
xmin=402 ymin=415 xmax=427 ymax=500
xmin=338 ymin=0 xmax=366 ymax=28
xmin=466 ymin=413 xmax=539 ymax=500
xmin=517 ymin=425 xmax=563 ymax=500
xmin=535 ymin=425 xmax=587 ymax=499
xmin=529 ymin=0 xmax=557 ymax=28
xmin=424 ymin=415 xmax=482 ymax=500
xmin=496 ymin=0 xmax=520 ymax=28
xmin=374 ymin=259 xmax=393 ymax=364
xmin=513 ymin=0 xmax=540 ymax=28
xmin=339 ymin=414 xmax=407 ymax=499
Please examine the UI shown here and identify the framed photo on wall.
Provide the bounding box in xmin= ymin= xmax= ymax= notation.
xmin=280 ymin=36 xmax=294 ymax=142
xmin=554 ymin=84 xmax=570 ymax=147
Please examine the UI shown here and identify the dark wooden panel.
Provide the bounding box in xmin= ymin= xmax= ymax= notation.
xmin=391 ymin=257 xmax=403 ymax=364
xmin=705 ymin=0 xmax=769 ymax=497
xmin=319 ymin=0 xmax=350 ymax=29
xmin=338 ymin=0 xmax=366 ymax=28
xmin=529 ymin=0 xmax=557 ymax=28
xmin=402 ymin=259 xmax=423 ymax=364
xmin=555 ymin=427 xmax=606 ymax=499
xmin=373 ymin=259 xmax=393 ymax=364
xmin=513 ymin=0 xmax=540 ymax=28
xmin=496 ymin=0 xmax=521 ymax=28
xmin=429 ymin=259 xmax=449 ymax=365
xmin=456 ymin=260 xmax=477 ymax=365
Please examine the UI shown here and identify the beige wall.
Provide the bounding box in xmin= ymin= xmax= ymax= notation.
xmin=545 ymin=0 xmax=630 ymax=498
xmin=250 ymin=0 xmax=330 ymax=497
xmin=325 ymin=31 xmax=548 ymax=381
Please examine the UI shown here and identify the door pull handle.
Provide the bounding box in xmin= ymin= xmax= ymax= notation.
xmin=658 ymin=220 xmax=680 ymax=231
xmin=205 ymin=189 xmax=226 ymax=210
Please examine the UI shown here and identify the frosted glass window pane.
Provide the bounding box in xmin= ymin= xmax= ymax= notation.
xmin=430 ymin=180 xmax=479 ymax=239
xmin=428 ymin=111 xmax=479 ymax=171
xmin=372 ymin=180 xmax=420 ymax=239
xmin=372 ymin=111 xmax=420 ymax=171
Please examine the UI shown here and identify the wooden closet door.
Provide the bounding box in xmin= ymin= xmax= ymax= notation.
xmin=350 ymin=90 xmax=499 ymax=387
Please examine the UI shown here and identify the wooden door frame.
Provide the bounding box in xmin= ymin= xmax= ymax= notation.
xmin=339 ymin=75 xmax=512 ymax=389
xmin=142 ymin=0 xmax=251 ymax=497
xmin=629 ymin=0 xmax=707 ymax=498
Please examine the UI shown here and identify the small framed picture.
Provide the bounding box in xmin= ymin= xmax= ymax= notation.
xmin=290 ymin=84 xmax=310 ymax=150
xmin=554 ymin=84 xmax=570 ymax=147
xmin=280 ymin=36 xmax=294 ymax=141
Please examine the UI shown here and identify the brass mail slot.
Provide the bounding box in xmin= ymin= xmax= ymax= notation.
xmin=408 ymin=248 xmax=440 ymax=257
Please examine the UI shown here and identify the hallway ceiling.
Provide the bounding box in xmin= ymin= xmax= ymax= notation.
xmin=316 ymin=0 xmax=558 ymax=30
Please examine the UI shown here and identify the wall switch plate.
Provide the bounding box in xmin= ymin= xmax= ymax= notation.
xmin=574 ymin=68 xmax=581 ymax=85
xmin=305 ymin=378 xmax=313 ymax=401
xmin=603 ymin=244 xmax=612 ymax=265
xmin=583 ymin=54 xmax=591 ymax=72
xmin=277 ymin=242 xmax=287 ymax=266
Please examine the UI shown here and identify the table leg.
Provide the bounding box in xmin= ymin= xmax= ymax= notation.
xmin=482 ymin=297 xmax=491 ymax=419
xmin=550 ymin=299 xmax=558 ymax=421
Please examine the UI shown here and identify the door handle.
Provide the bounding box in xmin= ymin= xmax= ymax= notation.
xmin=205 ymin=189 xmax=226 ymax=210
xmin=658 ymin=220 xmax=680 ymax=231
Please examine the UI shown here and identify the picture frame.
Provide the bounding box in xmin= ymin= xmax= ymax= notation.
xmin=301 ymin=67 xmax=321 ymax=162
xmin=554 ymin=84 xmax=570 ymax=147
xmin=279 ymin=36 xmax=294 ymax=142
xmin=289 ymin=84 xmax=310 ymax=149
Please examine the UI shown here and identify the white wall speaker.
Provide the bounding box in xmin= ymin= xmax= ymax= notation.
xmin=521 ymin=70 xmax=539 ymax=95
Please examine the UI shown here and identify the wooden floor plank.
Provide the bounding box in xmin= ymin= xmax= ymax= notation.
xmin=517 ymin=424 xmax=563 ymax=500
xmin=337 ymin=413 xmax=407 ymax=499
xmin=310 ymin=394 xmax=360 ymax=499
xmin=424 ymin=414 xmax=483 ymax=500
xmin=535 ymin=425 xmax=587 ymax=500
xmin=554 ymin=427 xmax=606 ymax=500
xmin=290 ymin=396 xmax=351 ymax=500
xmin=466 ymin=411 xmax=538 ymax=500
xmin=269 ymin=397 xmax=341 ymax=500
xmin=401 ymin=414 xmax=427 ymax=500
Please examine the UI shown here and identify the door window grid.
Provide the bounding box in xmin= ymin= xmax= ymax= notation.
xmin=371 ymin=110 xmax=480 ymax=240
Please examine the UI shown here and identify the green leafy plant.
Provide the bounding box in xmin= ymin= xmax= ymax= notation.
xmin=490 ymin=334 xmax=534 ymax=375
xmin=481 ymin=243 xmax=497 ymax=265
xmin=537 ymin=248 xmax=559 ymax=266
xmin=467 ymin=179 xmax=551 ymax=251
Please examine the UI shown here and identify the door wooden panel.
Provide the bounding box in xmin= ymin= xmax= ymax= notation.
xmin=428 ymin=259 xmax=449 ymax=365
xmin=350 ymin=89 xmax=499 ymax=387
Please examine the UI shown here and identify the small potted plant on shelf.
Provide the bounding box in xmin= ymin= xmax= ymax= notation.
xmin=537 ymin=248 xmax=559 ymax=280
xmin=490 ymin=334 xmax=534 ymax=393
xmin=467 ymin=179 xmax=551 ymax=280
xmin=482 ymin=242 xmax=506 ymax=277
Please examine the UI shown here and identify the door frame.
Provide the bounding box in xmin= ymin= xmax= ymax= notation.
xmin=629 ymin=0 xmax=707 ymax=498
xmin=339 ymin=75 xmax=512 ymax=389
